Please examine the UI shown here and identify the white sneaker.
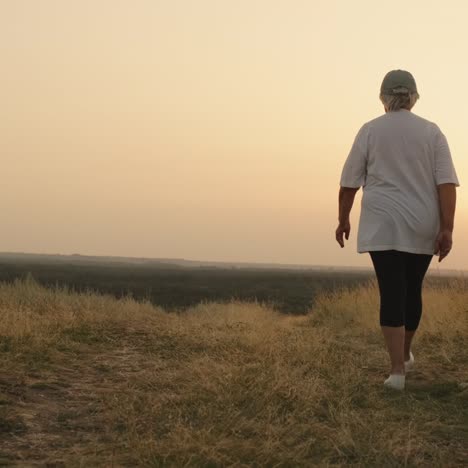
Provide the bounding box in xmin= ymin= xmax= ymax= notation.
xmin=404 ymin=351 xmax=414 ymax=372
xmin=384 ymin=374 xmax=405 ymax=390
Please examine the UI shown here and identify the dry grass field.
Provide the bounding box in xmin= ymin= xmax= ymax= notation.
xmin=0 ymin=274 xmax=467 ymax=466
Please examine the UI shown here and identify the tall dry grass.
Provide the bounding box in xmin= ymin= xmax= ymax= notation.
xmin=0 ymin=274 xmax=467 ymax=466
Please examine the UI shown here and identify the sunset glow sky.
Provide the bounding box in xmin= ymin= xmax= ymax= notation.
xmin=2 ymin=1 xmax=467 ymax=270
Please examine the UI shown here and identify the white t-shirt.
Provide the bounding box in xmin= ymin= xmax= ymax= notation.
xmin=340 ymin=109 xmax=460 ymax=255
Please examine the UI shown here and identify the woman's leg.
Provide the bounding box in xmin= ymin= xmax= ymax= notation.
xmin=404 ymin=330 xmax=416 ymax=362
xmin=369 ymin=250 xmax=407 ymax=375
xmin=404 ymin=253 xmax=433 ymax=359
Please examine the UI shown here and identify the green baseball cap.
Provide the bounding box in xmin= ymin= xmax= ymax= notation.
xmin=380 ymin=69 xmax=418 ymax=95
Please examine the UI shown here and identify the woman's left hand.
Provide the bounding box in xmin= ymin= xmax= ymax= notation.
xmin=336 ymin=221 xmax=351 ymax=248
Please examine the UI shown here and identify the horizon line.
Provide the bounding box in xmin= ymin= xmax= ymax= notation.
xmin=0 ymin=250 xmax=466 ymax=275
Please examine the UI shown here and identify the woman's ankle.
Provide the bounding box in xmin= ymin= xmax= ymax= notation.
xmin=391 ymin=365 xmax=405 ymax=375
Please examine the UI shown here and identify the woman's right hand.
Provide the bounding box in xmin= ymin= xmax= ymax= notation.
xmin=434 ymin=229 xmax=453 ymax=262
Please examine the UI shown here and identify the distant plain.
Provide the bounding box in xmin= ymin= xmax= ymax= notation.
xmin=0 ymin=252 xmax=462 ymax=315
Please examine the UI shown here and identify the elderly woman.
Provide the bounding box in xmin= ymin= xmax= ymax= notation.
xmin=336 ymin=69 xmax=460 ymax=390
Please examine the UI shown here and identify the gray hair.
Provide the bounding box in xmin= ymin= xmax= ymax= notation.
xmin=379 ymin=90 xmax=420 ymax=111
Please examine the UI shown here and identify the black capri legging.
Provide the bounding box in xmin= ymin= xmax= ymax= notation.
xmin=369 ymin=250 xmax=433 ymax=331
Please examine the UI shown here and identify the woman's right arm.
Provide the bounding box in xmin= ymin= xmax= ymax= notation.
xmin=434 ymin=183 xmax=457 ymax=262
xmin=433 ymin=125 xmax=459 ymax=262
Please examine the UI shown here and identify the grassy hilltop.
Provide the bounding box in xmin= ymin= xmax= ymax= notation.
xmin=0 ymin=276 xmax=467 ymax=466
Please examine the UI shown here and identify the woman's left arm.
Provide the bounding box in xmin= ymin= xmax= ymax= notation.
xmin=336 ymin=186 xmax=359 ymax=248
xmin=337 ymin=124 xmax=368 ymax=248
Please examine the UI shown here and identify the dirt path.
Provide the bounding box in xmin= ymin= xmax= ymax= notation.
xmin=0 ymin=343 xmax=149 ymax=466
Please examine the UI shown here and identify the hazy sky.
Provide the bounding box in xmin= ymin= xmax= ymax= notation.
xmin=2 ymin=1 xmax=467 ymax=270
